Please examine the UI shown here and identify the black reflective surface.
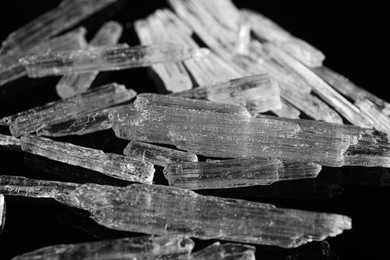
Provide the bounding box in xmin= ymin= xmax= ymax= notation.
xmin=1 ymin=1 xmax=390 ymax=259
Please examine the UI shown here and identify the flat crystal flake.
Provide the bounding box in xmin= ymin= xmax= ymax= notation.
xmin=3 ymin=83 xmax=135 ymax=136
xmin=264 ymin=44 xmax=374 ymax=127
xmin=0 ymin=175 xmax=352 ymax=248
xmin=0 ymin=134 xmax=21 ymax=151
xmin=0 ymin=27 xmax=87 ymax=87
xmin=37 ymin=107 xmax=115 ymax=137
xmin=111 ymin=94 xmax=390 ymax=167
xmin=124 ymin=141 xmax=198 ymax=167
xmin=164 ymin=158 xmax=321 ymax=190
xmin=0 ymin=194 xmax=5 ymax=233
xmin=184 ymin=242 xmax=255 ymax=260
xmin=11 ymin=236 xmax=194 ymax=260
xmin=21 ymin=43 xmax=209 ymax=78
xmin=20 ymin=135 xmax=155 ymax=184
xmin=313 ymin=66 xmax=390 ymax=116
xmin=0 ymin=0 xmax=117 ymax=56
xmin=242 ymin=8 xmax=325 ymax=67
xmin=172 ymin=74 xmax=282 ymax=114
xmin=56 ymin=21 xmax=123 ymax=98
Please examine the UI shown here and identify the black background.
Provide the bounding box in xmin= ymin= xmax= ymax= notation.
xmin=0 ymin=1 xmax=389 ymax=259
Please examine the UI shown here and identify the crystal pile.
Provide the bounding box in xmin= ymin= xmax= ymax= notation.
xmin=0 ymin=176 xmax=352 ymax=248
xmin=2 ymin=0 xmax=390 ymax=258
xmin=11 ymin=235 xmax=194 ymax=260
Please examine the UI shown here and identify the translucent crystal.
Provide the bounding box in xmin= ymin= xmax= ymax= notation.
xmin=134 ymin=16 xmax=194 ymax=92
xmin=0 ymin=27 xmax=87 ymax=87
xmin=184 ymin=242 xmax=255 ymax=260
xmin=271 ymin=101 xmax=301 ymax=119
xmin=242 ymin=8 xmax=325 ymax=67
xmin=355 ymin=99 xmax=390 ymax=134
xmin=0 ymin=0 xmax=117 ymax=56
xmin=172 ymin=74 xmax=282 ymax=114
xmin=11 ymin=236 xmax=194 ymax=260
xmin=0 ymin=134 xmax=21 ymax=151
xmin=0 ymin=175 xmax=352 ymax=248
xmin=264 ymin=44 xmax=374 ymax=127
xmin=56 ymin=21 xmax=123 ymax=98
xmin=111 ymin=94 xmax=390 ymax=167
xmin=37 ymin=107 xmax=115 ymax=137
xmin=124 ymin=141 xmax=198 ymax=167
xmin=235 ymin=23 xmax=251 ymax=55
xmin=21 ymin=43 xmax=209 ymax=78
xmin=3 ymin=83 xmax=135 ymax=136
xmin=20 ymin=135 xmax=155 ymax=184
xmin=313 ymin=66 xmax=390 ymax=116
xmin=0 ymin=194 xmax=4 ymax=233
xmin=164 ymin=158 xmax=321 ymax=189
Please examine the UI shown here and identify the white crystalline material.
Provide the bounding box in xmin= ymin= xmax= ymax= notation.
xmin=56 ymin=21 xmax=123 ymax=98
xmin=355 ymin=99 xmax=390 ymax=134
xmin=0 ymin=27 xmax=87 ymax=87
xmin=0 ymin=175 xmax=352 ymax=248
xmin=0 ymin=0 xmax=118 ymax=56
xmin=11 ymin=236 xmax=194 ymax=260
xmin=242 ymin=8 xmax=325 ymax=67
xmin=0 ymin=194 xmax=5 ymax=233
xmin=0 ymin=134 xmax=21 ymax=151
xmin=3 ymin=83 xmax=135 ymax=136
xmin=172 ymin=74 xmax=282 ymax=114
xmin=111 ymin=94 xmax=390 ymax=167
xmin=20 ymin=43 xmax=209 ymax=77
xmin=20 ymin=135 xmax=155 ymax=184
xmin=183 ymin=242 xmax=256 ymax=260
xmin=124 ymin=141 xmax=198 ymax=167
xmin=164 ymin=158 xmax=321 ymax=189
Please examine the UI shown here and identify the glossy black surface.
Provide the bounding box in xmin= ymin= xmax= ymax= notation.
xmin=1 ymin=1 xmax=389 ymax=259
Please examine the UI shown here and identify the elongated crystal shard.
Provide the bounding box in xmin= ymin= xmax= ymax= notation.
xmin=355 ymin=99 xmax=390 ymax=134
xmin=0 ymin=194 xmax=5 ymax=233
xmin=0 ymin=27 xmax=87 ymax=87
xmin=242 ymin=8 xmax=325 ymax=67
xmin=184 ymin=242 xmax=255 ymax=260
xmin=134 ymin=17 xmax=194 ymax=93
xmin=313 ymin=66 xmax=390 ymax=116
xmin=4 ymin=83 xmax=135 ymax=136
xmin=111 ymin=94 xmax=390 ymax=167
xmin=164 ymin=158 xmax=321 ymax=189
xmin=0 ymin=0 xmax=118 ymax=56
xmin=21 ymin=43 xmax=209 ymax=78
xmin=11 ymin=236 xmax=194 ymax=260
xmin=124 ymin=141 xmax=198 ymax=167
xmin=37 ymin=107 xmax=115 ymax=137
xmin=56 ymin=21 xmax=123 ymax=98
xmin=173 ymin=74 xmax=282 ymax=114
xmin=0 ymin=175 xmax=352 ymax=248
xmin=0 ymin=134 xmax=21 ymax=151
xmin=20 ymin=135 xmax=155 ymax=184
xmin=264 ymin=44 xmax=374 ymax=127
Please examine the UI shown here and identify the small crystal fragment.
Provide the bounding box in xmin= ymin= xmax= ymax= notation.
xmin=37 ymin=107 xmax=115 ymax=137
xmin=0 ymin=175 xmax=352 ymax=248
xmin=0 ymin=0 xmax=117 ymax=56
xmin=264 ymin=44 xmax=374 ymax=127
xmin=184 ymin=242 xmax=255 ymax=260
xmin=164 ymin=158 xmax=321 ymax=189
xmin=111 ymin=94 xmax=390 ymax=167
xmin=0 ymin=194 xmax=5 ymax=233
xmin=172 ymin=74 xmax=282 ymax=114
xmin=3 ymin=83 xmax=135 ymax=136
xmin=11 ymin=236 xmax=194 ymax=260
xmin=124 ymin=140 xmax=198 ymax=167
xmin=21 ymin=43 xmax=209 ymax=77
xmin=56 ymin=21 xmax=123 ymax=98
xmin=0 ymin=27 xmax=87 ymax=87
xmin=20 ymin=135 xmax=155 ymax=184
xmin=0 ymin=134 xmax=21 ymax=151
xmin=242 ymin=8 xmax=325 ymax=67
